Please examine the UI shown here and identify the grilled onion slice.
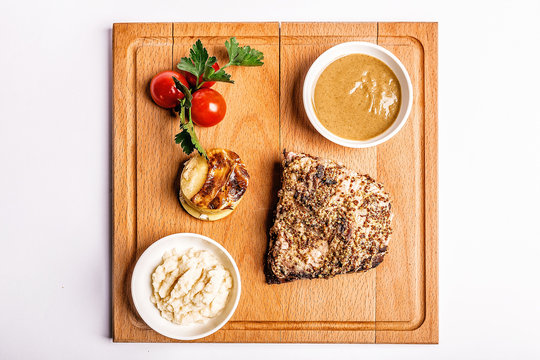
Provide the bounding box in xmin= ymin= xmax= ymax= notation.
xmin=179 ymin=149 xmax=249 ymax=221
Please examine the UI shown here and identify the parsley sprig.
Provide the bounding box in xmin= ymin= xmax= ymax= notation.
xmin=172 ymin=77 xmax=207 ymax=159
xmin=171 ymin=37 xmax=264 ymax=158
xmin=224 ymin=37 xmax=264 ymax=67
xmin=177 ymin=37 xmax=264 ymax=89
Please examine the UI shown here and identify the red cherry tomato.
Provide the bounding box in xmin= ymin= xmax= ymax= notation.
xmin=149 ymin=71 xmax=189 ymax=109
xmin=181 ymin=63 xmax=220 ymax=89
xmin=191 ymin=89 xmax=227 ymax=127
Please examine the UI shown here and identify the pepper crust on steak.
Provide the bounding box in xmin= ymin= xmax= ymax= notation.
xmin=266 ymin=151 xmax=392 ymax=284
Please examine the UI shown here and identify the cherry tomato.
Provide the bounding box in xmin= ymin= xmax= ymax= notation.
xmin=181 ymin=63 xmax=220 ymax=89
xmin=191 ymin=89 xmax=227 ymax=127
xmin=149 ymin=70 xmax=189 ymax=109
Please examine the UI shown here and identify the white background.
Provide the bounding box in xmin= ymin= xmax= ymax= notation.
xmin=1 ymin=0 xmax=539 ymax=358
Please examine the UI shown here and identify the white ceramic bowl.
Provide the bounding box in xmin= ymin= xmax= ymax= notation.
xmin=303 ymin=41 xmax=413 ymax=148
xmin=131 ymin=233 xmax=241 ymax=340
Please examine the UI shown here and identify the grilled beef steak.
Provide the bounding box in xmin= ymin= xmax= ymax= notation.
xmin=266 ymin=151 xmax=393 ymax=284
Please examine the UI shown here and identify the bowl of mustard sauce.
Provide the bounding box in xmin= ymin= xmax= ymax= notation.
xmin=303 ymin=42 xmax=413 ymax=148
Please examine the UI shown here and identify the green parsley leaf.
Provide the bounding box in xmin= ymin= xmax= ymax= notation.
xmin=225 ymin=37 xmax=264 ymax=67
xmin=206 ymin=56 xmax=218 ymax=68
xmin=203 ymin=67 xmax=234 ymax=84
xmin=175 ymin=121 xmax=207 ymax=158
xmin=176 ymin=57 xmax=197 ymax=77
xmin=174 ymin=128 xmax=195 ymax=155
xmin=176 ymin=40 xmax=216 ymax=79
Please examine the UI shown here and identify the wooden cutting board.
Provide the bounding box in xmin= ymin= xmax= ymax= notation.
xmin=112 ymin=22 xmax=438 ymax=344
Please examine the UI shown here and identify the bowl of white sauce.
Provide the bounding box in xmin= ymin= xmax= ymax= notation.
xmin=131 ymin=233 xmax=241 ymax=340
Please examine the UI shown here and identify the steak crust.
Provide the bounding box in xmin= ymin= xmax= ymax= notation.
xmin=266 ymin=151 xmax=392 ymax=284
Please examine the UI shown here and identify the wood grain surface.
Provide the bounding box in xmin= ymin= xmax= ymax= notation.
xmin=112 ymin=22 xmax=438 ymax=343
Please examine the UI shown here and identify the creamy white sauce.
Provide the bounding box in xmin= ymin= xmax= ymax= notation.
xmin=150 ymin=248 xmax=233 ymax=325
